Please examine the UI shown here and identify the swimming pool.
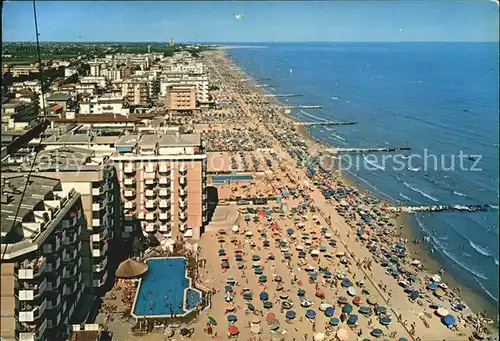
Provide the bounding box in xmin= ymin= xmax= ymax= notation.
xmin=212 ymin=174 xmax=254 ymax=184
xmin=132 ymin=257 xmax=201 ymax=317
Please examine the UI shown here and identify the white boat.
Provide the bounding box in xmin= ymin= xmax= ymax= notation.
xmin=407 ymin=167 xmax=420 ymax=172
xmin=289 ymin=69 xmax=293 ymax=74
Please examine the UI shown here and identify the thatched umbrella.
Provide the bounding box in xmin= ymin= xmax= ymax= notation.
xmin=115 ymin=259 xmax=149 ymax=279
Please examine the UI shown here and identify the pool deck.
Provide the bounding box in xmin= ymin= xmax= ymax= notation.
xmin=130 ymin=257 xmax=202 ymax=319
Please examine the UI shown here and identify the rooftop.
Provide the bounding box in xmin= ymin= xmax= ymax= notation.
xmin=159 ymin=133 xmax=201 ymax=147
xmin=46 ymin=92 xmax=72 ymax=102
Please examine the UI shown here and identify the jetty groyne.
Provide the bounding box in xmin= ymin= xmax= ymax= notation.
xmin=295 ymin=121 xmax=357 ymax=127
xmin=327 ymin=147 xmax=411 ymax=154
xmin=384 ymin=204 xmax=497 ymax=213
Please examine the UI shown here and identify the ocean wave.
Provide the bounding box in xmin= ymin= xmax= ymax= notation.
xmin=300 ymin=110 xmax=326 ymax=122
xmin=441 ymin=248 xmax=489 ymax=281
xmin=495 ymin=258 xmax=499 ymax=266
xmin=469 ymin=240 xmax=494 ymax=258
xmin=473 ymin=277 xmax=499 ymax=303
xmin=399 ymin=193 xmax=413 ymax=202
xmin=403 ymin=182 xmax=439 ymax=202
xmin=453 ymin=190 xmax=467 ymax=197
xmin=363 ymin=156 xmax=385 ymax=170
xmin=324 ymin=127 xmax=333 ymax=131
xmin=490 ymin=205 xmax=499 ymax=210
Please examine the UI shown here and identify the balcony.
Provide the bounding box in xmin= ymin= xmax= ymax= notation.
xmin=203 ymin=193 xmax=208 ymax=200
xmin=145 ymin=212 xmax=156 ymax=221
xmin=159 ymin=223 xmax=171 ymax=233
xmin=61 ymin=215 xmax=78 ymax=229
xmin=124 ymin=178 xmax=135 ymax=186
xmin=203 ymin=203 xmax=208 ymax=211
xmin=19 ymin=318 xmax=47 ymax=341
xmin=159 ymin=199 xmax=170 ymax=209
xmin=124 ymin=164 xmax=135 ymax=173
xmin=106 ymin=181 xmax=114 ymax=192
xmin=18 ymin=256 xmax=46 ymax=280
xmin=145 ymin=200 xmax=156 ymax=210
xmin=124 ymin=190 xmax=136 ymax=198
xmin=179 ymin=165 xmax=187 ymax=175
xmin=92 ymin=187 xmax=104 ymax=196
xmin=92 ymin=202 xmax=106 ymax=212
xmin=46 ymin=257 xmax=61 ymax=272
xmin=62 ymin=231 xmax=78 ymax=246
xmin=18 ymin=279 xmax=47 ymax=301
xmin=124 ymin=201 xmax=136 ymax=210
xmin=179 ymin=188 xmax=187 ymax=197
xmin=179 ymin=223 xmax=187 ymax=232
xmin=47 ymin=277 xmax=61 ymax=292
xmin=93 ymin=257 xmax=108 ymax=272
xmin=93 ymin=271 xmax=108 ymax=288
xmin=62 ymin=264 xmax=78 ymax=279
xmin=159 ymin=164 xmax=170 ymax=174
xmin=92 ymin=229 xmax=108 ymax=242
xmin=178 ymin=199 xmax=187 ymax=209
xmin=179 ymin=177 xmax=187 ymax=186
xmin=145 ymin=223 xmax=157 ymax=233
xmin=62 ymin=247 xmax=77 ymax=262
xmin=19 ymin=300 xmax=48 ymax=322
xmin=179 ymin=211 xmax=188 ymax=221
xmin=144 ymin=164 xmax=156 ymax=173
xmin=124 ymin=224 xmax=135 ymax=233
xmin=159 ymin=176 xmax=169 ymax=186
xmin=42 ymin=238 xmax=61 ymax=254
xmin=158 ymin=188 xmax=170 ymax=198
xmin=63 ymin=281 xmax=78 ymax=296
xmin=145 ymin=189 xmax=156 ymax=198
xmin=144 ymin=178 xmax=156 ymax=185
xmin=92 ymin=242 xmax=109 ymax=257
xmin=47 ymin=295 xmax=61 ymax=311
xmin=159 ymin=212 xmax=170 ymax=221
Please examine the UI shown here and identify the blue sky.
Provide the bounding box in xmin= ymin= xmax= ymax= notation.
xmin=3 ymin=1 xmax=499 ymax=42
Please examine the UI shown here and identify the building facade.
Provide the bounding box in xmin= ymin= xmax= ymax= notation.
xmin=0 ymin=175 xmax=87 ymax=341
xmin=165 ymin=85 xmax=196 ymax=111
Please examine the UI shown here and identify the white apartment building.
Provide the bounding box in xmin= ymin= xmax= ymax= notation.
xmin=80 ymin=76 xmax=107 ymax=89
xmin=64 ymin=67 xmax=78 ymax=78
xmin=160 ymin=73 xmax=209 ymax=104
xmin=79 ymin=95 xmax=129 ymax=116
xmin=0 ymin=175 xmax=87 ymax=341
xmin=9 ymin=80 xmax=42 ymax=94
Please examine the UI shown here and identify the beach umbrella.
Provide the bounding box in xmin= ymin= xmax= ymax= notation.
xmin=266 ymin=312 xmax=276 ymax=323
xmin=398 ymin=339 xmax=408 ymax=341
xmin=314 ymin=333 xmax=326 ymax=341
xmin=225 ymin=285 xmax=233 ymax=292
xmin=258 ymin=275 xmax=267 ymax=283
xmin=325 ymin=307 xmax=335 ymax=317
xmin=353 ymin=296 xmax=362 ymax=305
xmin=252 ymin=261 xmax=260 ymax=268
xmin=336 ymin=328 xmax=349 ymax=341
xmin=279 ymin=293 xmax=289 ymax=300
xmin=243 ymin=293 xmax=253 ymax=301
xmin=115 ymin=258 xmax=148 ymax=279
xmin=219 ymin=248 xmax=226 ymax=256
xmin=409 ymin=291 xmax=419 ymax=301
xmin=320 ymin=245 xmax=328 ymax=252
xmin=254 ymin=267 xmax=263 ymax=275
xmin=247 ymin=303 xmax=255 ymax=311
xmin=347 ymin=287 xmax=356 ymax=296
xmin=329 ymin=317 xmax=340 ymax=326
xmin=371 ymin=328 xmax=384 ymax=337
xmin=259 ymin=292 xmax=269 ymax=301
xmin=297 ymin=289 xmax=306 ymax=296
xmin=227 ymin=314 xmax=238 ymax=322
xmin=427 ymin=283 xmax=438 ymax=290
xmin=442 ymin=314 xmax=456 ymax=326
xmin=367 ymin=296 xmax=377 ymax=305
xmin=347 ymin=315 xmax=358 ymax=325
xmin=337 ymin=296 xmax=349 ymax=304
xmin=208 ymin=316 xmax=217 ymax=325
xmin=343 ymin=304 xmax=353 ymax=314
xmin=315 ymin=289 xmax=325 ymax=298
xmin=252 ymin=255 xmax=260 ymax=261
xmin=311 ymin=249 xmax=320 ymax=256
xmin=282 ymin=301 xmax=293 ymax=309
xmin=235 ymin=255 xmax=243 ymax=261
xmin=221 ymin=262 xmax=230 ymax=269
xmin=436 ymin=307 xmax=449 ymax=317
xmin=431 ymin=274 xmax=442 ymax=283
xmin=379 ymin=316 xmax=392 ymax=325
xmin=263 ymin=301 xmax=273 ymax=309
xmin=375 ymin=306 xmax=386 ymax=314
xmin=287 ymin=228 xmax=294 ymax=235
xmin=359 ymin=306 xmax=370 ymax=314
xmin=342 ymin=279 xmax=352 ymax=287
xmin=306 ymin=309 xmax=316 ymax=319
xmin=251 ymin=317 xmax=261 ymax=324
xmin=286 ymin=310 xmax=296 ymax=319
xmin=263 ymin=240 xmax=270 ymax=247
xmin=323 ymin=270 xmax=332 ymax=278
xmin=232 ymin=225 xmax=239 ymax=233
xmin=228 ymin=325 xmax=239 ymax=336
xmin=298 ymin=251 xmax=306 ymax=258
xmin=321 ymin=227 xmax=328 ymax=233
xmin=309 ymin=273 xmax=318 ymax=280
xmin=434 ymin=288 xmax=445 ymax=297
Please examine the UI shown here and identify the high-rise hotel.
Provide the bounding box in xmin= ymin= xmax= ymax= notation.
xmin=111 ymin=132 xmax=207 ymax=240
xmin=0 ymin=175 xmax=87 ymax=341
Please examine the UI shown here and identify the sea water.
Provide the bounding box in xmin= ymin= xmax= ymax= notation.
xmin=226 ymin=42 xmax=499 ymax=304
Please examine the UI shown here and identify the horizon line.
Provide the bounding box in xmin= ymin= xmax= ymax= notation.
xmin=3 ymin=40 xmax=498 ymax=44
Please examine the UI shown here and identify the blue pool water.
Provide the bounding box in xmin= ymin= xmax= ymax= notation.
xmin=212 ymin=174 xmax=254 ymax=183
xmin=226 ymin=42 xmax=499 ymax=305
xmin=133 ymin=257 xmax=201 ymax=316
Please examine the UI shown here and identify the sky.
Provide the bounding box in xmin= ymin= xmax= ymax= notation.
xmin=2 ymin=1 xmax=499 ymax=43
